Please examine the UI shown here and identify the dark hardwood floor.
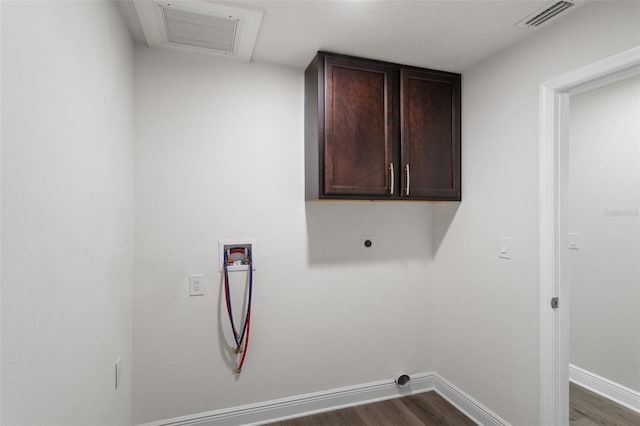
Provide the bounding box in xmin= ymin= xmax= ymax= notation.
xmin=570 ymin=382 xmax=640 ymax=426
xmin=266 ymin=391 xmax=475 ymax=426
xmin=266 ymin=383 xmax=640 ymax=426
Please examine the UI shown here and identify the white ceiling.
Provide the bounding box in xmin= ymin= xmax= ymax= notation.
xmin=120 ymin=0 xmax=582 ymax=72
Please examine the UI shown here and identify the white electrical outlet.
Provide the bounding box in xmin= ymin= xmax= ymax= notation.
xmin=115 ymin=356 xmax=122 ymax=390
xmin=189 ymin=275 xmax=204 ymax=296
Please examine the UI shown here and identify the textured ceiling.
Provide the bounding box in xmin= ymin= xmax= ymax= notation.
xmin=121 ymin=0 xmax=582 ymax=72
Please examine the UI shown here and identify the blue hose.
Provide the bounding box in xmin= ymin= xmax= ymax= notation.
xmin=223 ymin=249 xmax=253 ymax=350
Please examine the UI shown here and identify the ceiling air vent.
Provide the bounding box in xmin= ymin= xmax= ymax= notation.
xmin=133 ymin=1 xmax=263 ymax=61
xmin=516 ymin=1 xmax=578 ymax=29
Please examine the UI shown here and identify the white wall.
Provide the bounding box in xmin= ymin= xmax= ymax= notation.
xmin=569 ymin=75 xmax=640 ymax=392
xmin=432 ymin=2 xmax=640 ymax=425
xmin=133 ymin=46 xmax=436 ymax=424
xmin=1 ymin=1 xmax=135 ymax=425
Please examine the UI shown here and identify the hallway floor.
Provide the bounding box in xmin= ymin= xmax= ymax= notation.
xmin=570 ymin=382 xmax=640 ymax=426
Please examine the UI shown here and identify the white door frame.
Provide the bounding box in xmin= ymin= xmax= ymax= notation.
xmin=539 ymin=45 xmax=640 ymax=426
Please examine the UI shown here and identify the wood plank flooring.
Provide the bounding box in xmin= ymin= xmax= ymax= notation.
xmin=266 ymin=391 xmax=475 ymax=426
xmin=570 ymin=382 xmax=640 ymax=426
xmin=267 ymin=382 xmax=640 ymax=426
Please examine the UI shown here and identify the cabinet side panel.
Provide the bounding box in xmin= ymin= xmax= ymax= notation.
xmin=452 ymin=74 xmax=461 ymax=199
xmin=304 ymin=55 xmax=320 ymax=200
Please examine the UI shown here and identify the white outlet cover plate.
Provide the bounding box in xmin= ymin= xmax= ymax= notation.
xmin=189 ymin=274 xmax=204 ymax=296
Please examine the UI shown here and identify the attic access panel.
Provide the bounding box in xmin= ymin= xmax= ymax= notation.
xmin=134 ymin=0 xmax=263 ymax=61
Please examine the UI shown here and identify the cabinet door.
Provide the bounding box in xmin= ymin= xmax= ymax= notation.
xmin=323 ymin=56 xmax=395 ymax=196
xmin=400 ymin=69 xmax=461 ymax=200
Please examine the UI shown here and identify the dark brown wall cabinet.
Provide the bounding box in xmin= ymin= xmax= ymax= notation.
xmin=305 ymin=52 xmax=461 ymax=201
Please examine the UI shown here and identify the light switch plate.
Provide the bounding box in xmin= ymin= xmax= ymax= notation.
xmin=115 ymin=356 xmax=122 ymax=390
xmin=568 ymin=233 xmax=581 ymax=250
xmin=498 ymin=237 xmax=512 ymax=260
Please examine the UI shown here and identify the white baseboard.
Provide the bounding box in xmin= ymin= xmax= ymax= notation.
xmin=569 ymin=364 xmax=640 ymax=413
xmin=433 ymin=374 xmax=510 ymax=426
xmin=137 ymin=372 xmax=510 ymax=426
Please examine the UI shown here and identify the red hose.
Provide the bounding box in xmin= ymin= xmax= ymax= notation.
xmin=237 ymin=310 xmax=251 ymax=373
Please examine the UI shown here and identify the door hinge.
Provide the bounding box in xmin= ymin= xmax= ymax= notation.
xmin=551 ymin=297 xmax=559 ymax=309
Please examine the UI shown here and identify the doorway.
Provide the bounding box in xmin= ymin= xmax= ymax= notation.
xmin=567 ymin=73 xmax=640 ymax=424
xmin=538 ymin=46 xmax=640 ymax=426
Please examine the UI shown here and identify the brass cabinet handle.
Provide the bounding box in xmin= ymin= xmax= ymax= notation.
xmin=389 ymin=163 xmax=394 ymax=195
xmin=405 ymin=164 xmax=410 ymax=196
